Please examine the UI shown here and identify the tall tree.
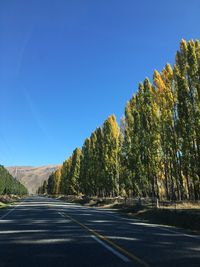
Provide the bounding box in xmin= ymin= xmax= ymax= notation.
xmin=52 ymin=168 xmax=61 ymax=195
xmin=60 ymin=157 xmax=72 ymax=194
xmin=68 ymin=148 xmax=82 ymax=195
xmin=102 ymin=115 xmax=121 ymax=196
xmin=80 ymin=139 xmax=91 ymax=195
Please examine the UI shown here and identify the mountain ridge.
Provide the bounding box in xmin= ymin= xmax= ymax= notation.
xmin=6 ymin=165 xmax=59 ymax=194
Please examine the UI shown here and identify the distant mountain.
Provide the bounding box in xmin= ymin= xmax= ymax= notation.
xmin=6 ymin=165 xmax=59 ymax=194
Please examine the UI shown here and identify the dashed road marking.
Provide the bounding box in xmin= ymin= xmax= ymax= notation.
xmin=61 ymin=212 xmax=150 ymax=267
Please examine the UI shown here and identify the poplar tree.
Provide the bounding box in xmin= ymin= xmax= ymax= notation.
xmin=124 ymin=95 xmax=143 ymax=196
xmin=47 ymin=173 xmax=55 ymax=195
xmin=95 ymin=127 xmax=104 ymax=196
xmin=68 ymin=148 xmax=82 ymax=195
xmin=187 ymin=40 xmax=200 ymax=199
xmin=174 ymin=39 xmax=200 ymax=199
xmin=60 ymin=157 xmax=72 ymax=194
xmin=154 ymin=65 xmax=180 ymax=200
xmin=80 ymin=138 xmax=92 ymax=195
xmin=89 ymin=131 xmax=98 ymax=195
xmin=140 ymin=79 xmax=161 ymax=199
xmin=52 ymin=168 xmax=61 ymax=195
xmin=102 ymin=115 xmax=121 ymax=196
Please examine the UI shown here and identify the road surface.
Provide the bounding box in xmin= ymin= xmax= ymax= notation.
xmin=0 ymin=197 xmax=199 ymax=267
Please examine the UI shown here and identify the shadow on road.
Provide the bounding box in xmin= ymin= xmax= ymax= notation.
xmin=0 ymin=197 xmax=199 ymax=267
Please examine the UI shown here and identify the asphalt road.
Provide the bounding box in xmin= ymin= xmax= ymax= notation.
xmin=0 ymin=197 xmax=199 ymax=267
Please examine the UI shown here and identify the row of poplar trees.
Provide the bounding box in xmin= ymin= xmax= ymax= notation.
xmin=38 ymin=39 xmax=200 ymax=201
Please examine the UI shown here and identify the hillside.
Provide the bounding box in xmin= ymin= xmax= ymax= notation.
xmin=6 ymin=165 xmax=59 ymax=194
xmin=0 ymin=165 xmax=28 ymax=195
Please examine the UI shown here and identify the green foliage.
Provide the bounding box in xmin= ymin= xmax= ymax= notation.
xmin=38 ymin=179 xmax=49 ymax=195
xmin=102 ymin=115 xmax=121 ymax=196
xmin=68 ymin=148 xmax=82 ymax=195
xmin=123 ymin=39 xmax=200 ymax=200
xmin=45 ymin=148 xmax=82 ymax=195
xmin=60 ymin=157 xmax=72 ymax=194
xmin=40 ymin=39 xmax=200 ymax=201
xmin=0 ymin=165 xmax=28 ymax=195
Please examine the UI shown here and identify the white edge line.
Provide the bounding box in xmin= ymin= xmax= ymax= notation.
xmin=90 ymin=207 xmax=200 ymax=239
xmin=157 ymin=226 xmax=200 ymax=239
xmin=0 ymin=199 xmax=25 ymax=220
xmin=91 ymin=235 xmax=130 ymax=263
xmin=57 ymin=200 xmax=199 ymax=240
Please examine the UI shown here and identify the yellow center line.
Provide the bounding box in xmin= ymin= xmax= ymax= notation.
xmin=63 ymin=212 xmax=150 ymax=267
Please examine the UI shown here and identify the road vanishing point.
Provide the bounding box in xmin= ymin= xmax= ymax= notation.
xmin=0 ymin=197 xmax=199 ymax=267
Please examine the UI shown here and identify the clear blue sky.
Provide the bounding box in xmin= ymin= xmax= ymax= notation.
xmin=0 ymin=0 xmax=200 ymax=166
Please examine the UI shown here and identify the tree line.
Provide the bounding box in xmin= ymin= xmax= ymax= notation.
xmin=0 ymin=165 xmax=28 ymax=195
xmin=38 ymin=39 xmax=200 ymax=201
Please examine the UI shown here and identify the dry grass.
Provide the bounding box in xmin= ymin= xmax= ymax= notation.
xmin=159 ymin=202 xmax=200 ymax=210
